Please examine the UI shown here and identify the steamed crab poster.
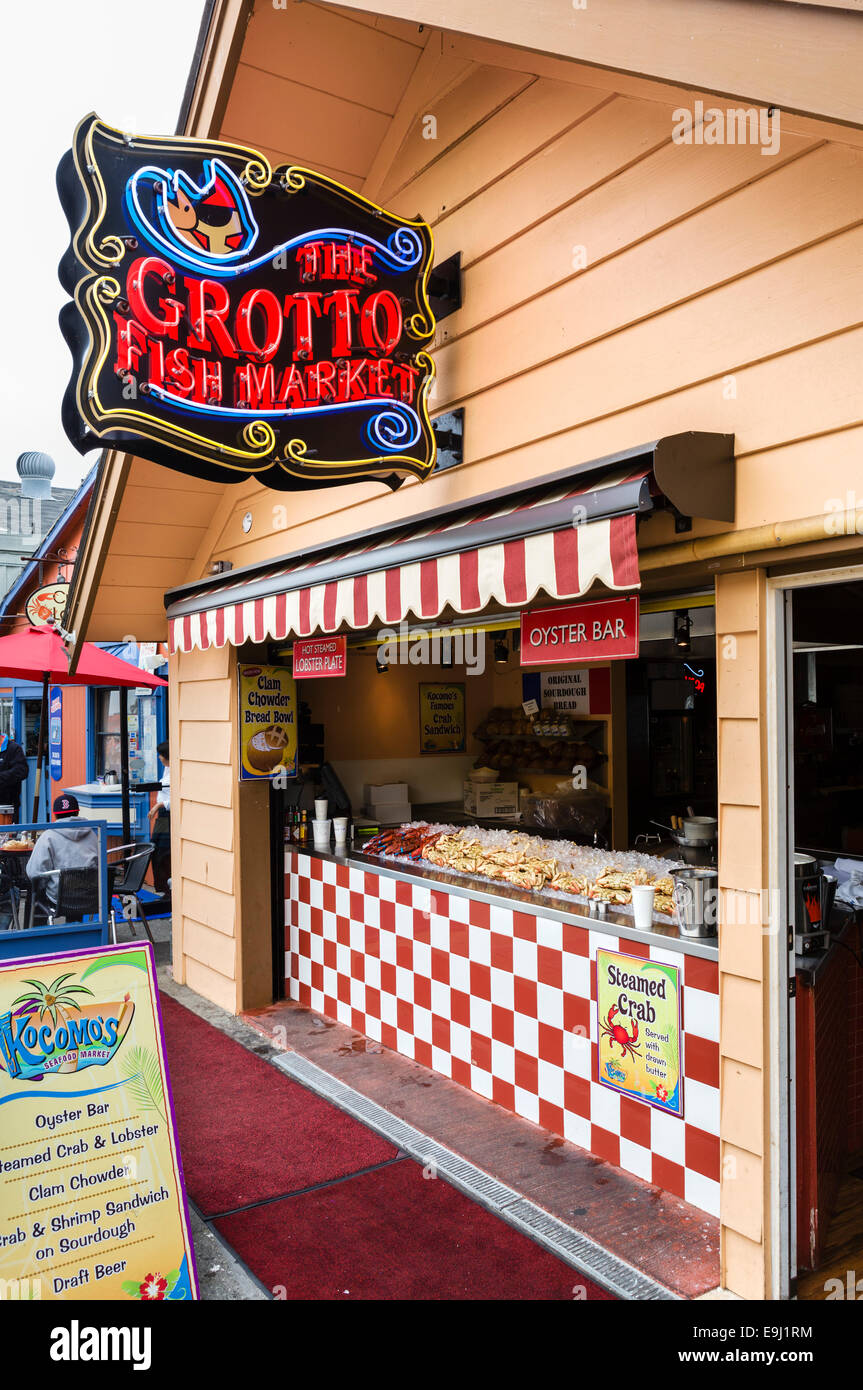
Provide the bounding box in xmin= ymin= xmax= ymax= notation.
xmin=0 ymin=943 xmax=197 ymax=1300
xmin=595 ymin=950 xmax=682 ymax=1118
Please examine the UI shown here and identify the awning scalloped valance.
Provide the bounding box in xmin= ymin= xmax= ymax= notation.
xmin=168 ymin=468 xmax=647 ymax=654
xmin=165 ymin=431 xmax=734 ymax=654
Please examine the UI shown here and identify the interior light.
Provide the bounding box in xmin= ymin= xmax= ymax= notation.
xmin=494 ymin=636 xmax=508 ymax=666
xmin=674 ymin=610 xmax=692 ymax=653
xmin=375 ymin=650 xmax=389 ymax=674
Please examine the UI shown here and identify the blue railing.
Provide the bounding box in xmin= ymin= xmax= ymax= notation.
xmin=0 ymin=820 xmax=110 ymax=962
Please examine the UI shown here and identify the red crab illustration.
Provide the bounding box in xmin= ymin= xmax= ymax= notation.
xmin=599 ymin=1004 xmax=641 ymax=1061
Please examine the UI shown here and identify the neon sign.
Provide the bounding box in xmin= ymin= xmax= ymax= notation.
xmin=683 ymin=663 xmax=706 ymax=694
xmin=57 ymin=116 xmax=437 ymax=491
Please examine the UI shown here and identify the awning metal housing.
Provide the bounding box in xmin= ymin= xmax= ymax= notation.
xmin=166 ymin=431 xmax=733 ymax=653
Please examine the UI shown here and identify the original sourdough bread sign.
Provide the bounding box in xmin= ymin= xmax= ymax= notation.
xmin=58 ymin=115 xmax=436 ymax=491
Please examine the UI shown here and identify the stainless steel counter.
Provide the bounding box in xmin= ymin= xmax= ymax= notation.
xmin=287 ymin=842 xmax=719 ymax=961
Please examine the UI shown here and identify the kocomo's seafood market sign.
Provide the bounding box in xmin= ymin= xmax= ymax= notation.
xmin=58 ymin=116 xmax=436 ymax=490
xmin=595 ymin=949 xmax=682 ymax=1118
xmin=0 ymin=942 xmax=198 ymax=1301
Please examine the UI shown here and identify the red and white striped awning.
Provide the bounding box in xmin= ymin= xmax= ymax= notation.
xmin=168 ymin=466 xmax=650 ymax=654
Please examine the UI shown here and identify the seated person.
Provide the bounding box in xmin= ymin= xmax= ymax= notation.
xmin=26 ymin=794 xmax=99 ymax=919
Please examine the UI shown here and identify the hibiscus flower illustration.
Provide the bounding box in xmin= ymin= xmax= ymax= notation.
xmin=656 ymin=1083 xmax=669 ymax=1103
xmin=139 ymin=1272 xmax=168 ymax=1301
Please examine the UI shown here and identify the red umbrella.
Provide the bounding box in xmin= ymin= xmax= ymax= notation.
xmin=0 ymin=627 xmax=167 ymax=820
xmin=0 ymin=628 xmax=167 ymax=688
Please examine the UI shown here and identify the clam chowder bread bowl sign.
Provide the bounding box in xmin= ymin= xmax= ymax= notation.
xmin=239 ymin=663 xmax=298 ymax=779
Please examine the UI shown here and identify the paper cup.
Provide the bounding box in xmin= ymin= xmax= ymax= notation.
xmin=314 ymin=799 xmax=328 ymax=822
xmin=630 ymin=884 xmax=656 ymax=931
xmin=311 ymin=818 xmax=331 ymax=848
xmin=333 ymin=817 xmax=348 ymax=843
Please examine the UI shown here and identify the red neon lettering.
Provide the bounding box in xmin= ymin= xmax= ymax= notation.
xmin=126 ymin=257 xmax=181 ymax=337
xmin=322 ymin=290 xmax=359 ymax=358
xmin=313 ymin=361 xmax=337 ymax=401
xmin=295 ymin=242 xmax=325 ymax=280
xmin=164 ymin=347 xmax=194 ymax=397
xmin=327 ymin=243 xmax=353 ymax=281
xmin=340 ymin=359 xmax=366 ymax=399
xmin=237 ymin=362 xmax=275 ymax=410
xmin=276 ymin=364 xmax=307 ymax=408
xmin=359 ymin=290 xmax=402 ymax=355
xmin=235 ymin=288 xmax=283 ymax=360
xmin=284 ymin=292 xmax=322 ymax=359
xmin=113 ymin=314 xmax=149 ymax=374
xmin=184 ymin=277 xmax=238 ymax=359
xmin=391 ymin=362 xmax=419 ymax=403
xmin=192 ymin=355 xmax=222 ymax=405
xmin=365 ymin=358 xmax=393 ymax=397
xmin=353 ymin=245 xmax=376 ymax=284
xmin=146 ymin=337 xmax=165 ymax=391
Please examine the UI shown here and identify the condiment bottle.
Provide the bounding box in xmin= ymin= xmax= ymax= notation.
xmin=299 ymin=809 xmax=309 ymax=844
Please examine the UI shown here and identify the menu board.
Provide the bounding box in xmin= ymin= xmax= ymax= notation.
xmin=419 ymin=682 xmax=466 ymax=753
xmin=239 ymin=663 xmax=297 ymax=780
xmin=595 ymin=949 xmax=682 ymax=1117
xmin=0 ymin=942 xmax=197 ymax=1301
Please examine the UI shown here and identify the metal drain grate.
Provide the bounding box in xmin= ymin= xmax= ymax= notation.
xmin=273 ymin=1050 xmax=679 ymax=1301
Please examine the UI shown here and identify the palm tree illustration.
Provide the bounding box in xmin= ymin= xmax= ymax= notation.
xmin=11 ymin=973 xmax=94 ymax=1038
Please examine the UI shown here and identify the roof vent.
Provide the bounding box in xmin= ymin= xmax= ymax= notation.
xmin=16 ymin=451 xmax=56 ymax=499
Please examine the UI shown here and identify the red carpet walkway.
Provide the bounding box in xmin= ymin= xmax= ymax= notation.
xmin=161 ymin=994 xmax=615 ymax=1301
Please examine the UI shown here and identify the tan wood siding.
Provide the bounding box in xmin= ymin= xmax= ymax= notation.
xmin=174 ymin=644 xmax=241 ymax=1012
xmin=716 ymin=569 xmax=771 ymax=1299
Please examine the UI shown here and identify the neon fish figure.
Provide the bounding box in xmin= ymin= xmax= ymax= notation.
xmin=126 ymin=158 xmax=259 ymax=264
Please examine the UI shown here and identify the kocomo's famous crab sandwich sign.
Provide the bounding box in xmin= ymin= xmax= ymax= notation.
xmin=58 ymin=115 xmax=436 ymax=491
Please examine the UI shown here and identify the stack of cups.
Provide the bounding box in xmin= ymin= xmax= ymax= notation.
xmin=312 ymin=798 xmax=330 ymax=849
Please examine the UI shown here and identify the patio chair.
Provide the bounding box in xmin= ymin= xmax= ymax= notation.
xmin=28 ymin=864 xmax=120 ymax=928
xmin=108 ymin=842 xmax=161 ymax=944
xmin=0 ymin=850 xmax=33 ymax=930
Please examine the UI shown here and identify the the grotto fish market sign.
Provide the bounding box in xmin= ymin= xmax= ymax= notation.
xmin=58 ymin=115 xmax=437 ymax=490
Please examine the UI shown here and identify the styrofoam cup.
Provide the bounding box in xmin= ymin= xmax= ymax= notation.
xmin=333 ymin=817 xmax=348 ymax=843
xmin=630 ymin=884 xmax=656 ymax=931
xmin=311 ymin=818 xmax=331 ymax=847
xmin=314 ymin=799 xmax=328 ymax=821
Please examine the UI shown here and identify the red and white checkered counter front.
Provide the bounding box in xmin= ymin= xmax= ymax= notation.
xmin=285 ymin=848 xmax=720 ymax=1216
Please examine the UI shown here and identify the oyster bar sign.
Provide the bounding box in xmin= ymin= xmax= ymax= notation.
xmin=58 ymin=116 xmax=436 ymax=491
xmin=520 ymin=596 xmax=640 ymax=666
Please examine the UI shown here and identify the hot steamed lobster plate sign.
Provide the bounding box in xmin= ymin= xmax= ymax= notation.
xmin=57 ymin=115 xmax=436 ymax=491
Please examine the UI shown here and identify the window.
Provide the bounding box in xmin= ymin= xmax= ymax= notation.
xmin=92 ymin=689 xmax=161 ymax=784
xmin=20 ymin=699 xmax=43 ymax=758
xmin=94 ymin=689 xmax=122 ymax=778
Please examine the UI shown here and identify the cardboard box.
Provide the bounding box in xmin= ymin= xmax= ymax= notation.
xmin=463 ymin=781 xmax=519 ymax=819
xmin=365 ymin=801 xmax=412 ymax=825
xmin=364 ymin=782 xmax=409 ymax=805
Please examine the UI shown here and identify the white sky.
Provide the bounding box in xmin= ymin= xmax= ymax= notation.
xmin=0 ymin=0 xmax=207 ymax=488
